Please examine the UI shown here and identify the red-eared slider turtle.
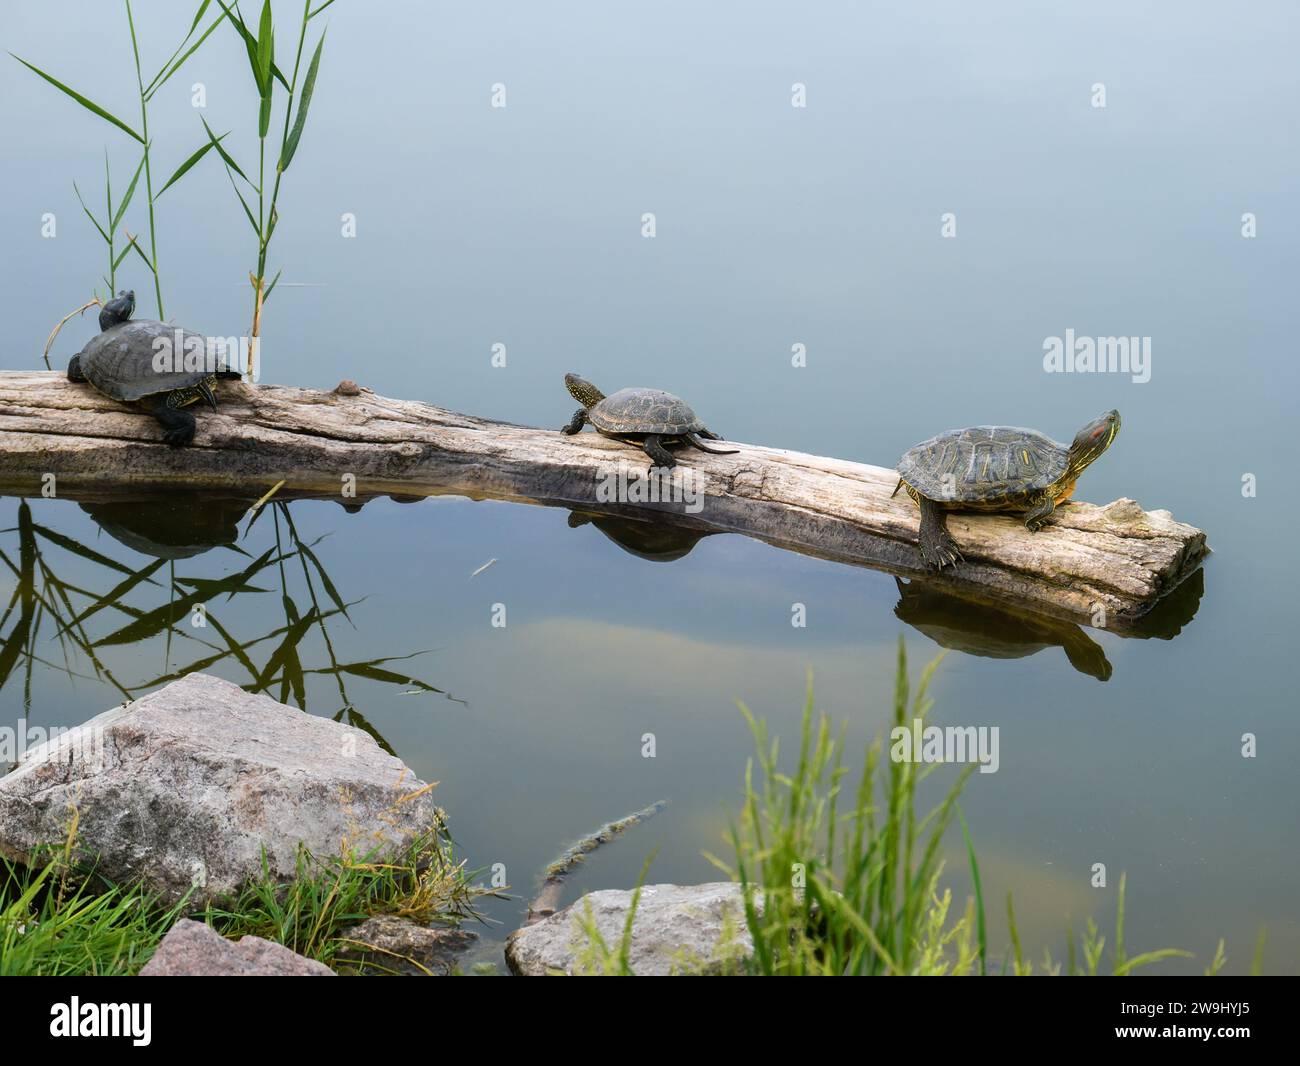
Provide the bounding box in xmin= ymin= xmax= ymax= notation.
xmin=893 ymin=410 xmax=1121 ymax=570
xmin=560 ymin=373 xmax=739 ymax=469
xmin=66 ymin=290 xmax=240 ymax=446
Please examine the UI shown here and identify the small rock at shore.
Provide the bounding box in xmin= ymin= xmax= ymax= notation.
xmin=505 ymin=882 xmax=757 ymax=976
xmin=0 ymin=673 xmax=442 ymax=906
xmin=335 ymin=915 xmax=478 ymax=975
xmin=140 ymin=919 xmax=334 ymax=976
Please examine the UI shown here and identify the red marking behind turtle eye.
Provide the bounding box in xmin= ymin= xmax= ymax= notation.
xmin=1091 ymin=427 xmax=1106 ymax=440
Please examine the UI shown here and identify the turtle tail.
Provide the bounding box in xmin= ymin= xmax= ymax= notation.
xmin=891 ymin=478 xmax=903 ymax=498
xmin=684 ymin=433 xmax=739 ymax=456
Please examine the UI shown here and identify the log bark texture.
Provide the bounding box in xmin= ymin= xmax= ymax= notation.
xmin=0 ymin=371 xmax=1207 ymax=629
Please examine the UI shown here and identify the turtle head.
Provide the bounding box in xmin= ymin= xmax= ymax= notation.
xmin=99 ymin=290 xmax=135 ymax=331
xmin=565 ymin=373 xmax=605 ymax=409
xmin=1067 ymin=410 xmax=1121 ymax=473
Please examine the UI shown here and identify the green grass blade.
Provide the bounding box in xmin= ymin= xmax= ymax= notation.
xmin=1251 ymin=926 xmax=1266 ymax=976
xmin=1114 ymin=871 xmax=1127 ymax=973
xmin=262 ymin=268 xmax=284 ymax=303
xmin=186 ymin=0 xmax=214 ymax=35
xmin=1113 ymin=948 xmax=1194 ymax=975
xmin=278 ymin=29 xmax=325 ymax=171
xmin=216 ymin=0 xmax=268 ymax=95
xmin=123 ymin=231 xmax=155 ymax=273
xmin=72 ymin=182 xmax=111 ymax=243
xmin=259 ymin=85 xmax=273 ymax=140
xmin=109 ymin=153 xmax=147 ymax=232
xmin=221 ymin=161 xmax=261 ymax=237
xmin=1007 ymin=891 xmax=1023 ymax=973
xmin=146 ymin=3 xmax=220 ymax=98
xmin=9 ymin=55 xmax=144 ymax=142
xmin=200 ymin=117 xmax=251 ymax=183
xmin=956 ymin=804 xmax=987 ymax=975
xmin=257 ymin=1 xmax=275 ymax=94
xmin=155 ymin=134 xmax=226 ymax=198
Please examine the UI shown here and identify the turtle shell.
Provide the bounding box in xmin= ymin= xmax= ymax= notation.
xmin=588 ymin=388 xmax=704 ymax=436
xmin=897 ymin=425 xmax=1069 ymax=503
xmin=77 ymin=320 xmax=226 ymax=402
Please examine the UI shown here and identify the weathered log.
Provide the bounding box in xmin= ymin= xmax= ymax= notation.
xmin=0 ymin=371 xmax=1207 ymax=629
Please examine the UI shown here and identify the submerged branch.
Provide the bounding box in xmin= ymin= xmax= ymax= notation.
xmin=526 ymin=800 xmax=669 ymax=925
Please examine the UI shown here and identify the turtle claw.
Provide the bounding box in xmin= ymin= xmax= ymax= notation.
xmin=919 ymin=535 xmax=964 ymax=571
xmin=917 ymin=498 xmax=963 ymax=570
xmin=153 ymin=405 xmax=196 ymax=447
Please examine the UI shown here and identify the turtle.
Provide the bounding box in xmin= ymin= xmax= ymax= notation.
xmin=66 ymin=290 xmax=240 ymax=446
xmin=892 ymin=410 xmax=1121 ymax=570
xmin=560 ymin=373 xmax=739 ymax=469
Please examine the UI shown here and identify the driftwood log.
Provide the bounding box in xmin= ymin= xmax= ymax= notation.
xmin=0 ymin=371 xmax=1207 ymax=630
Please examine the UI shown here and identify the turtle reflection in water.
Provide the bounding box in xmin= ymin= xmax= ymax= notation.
xmin=893 ymin=577 xmax=1112 ymax=681
xmin=79 ymin=495 xmax=254 ymax=560
xmin=566 ymin=510 xmax=715 ymax=563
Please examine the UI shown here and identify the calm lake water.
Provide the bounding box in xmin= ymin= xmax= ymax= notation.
xmin=2 ymin=1 xmax=1298 ymax=973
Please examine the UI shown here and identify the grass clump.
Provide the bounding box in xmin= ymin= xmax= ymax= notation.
xmin=201 ymin=825 xmax=484 ymax=967
xmin=700 ymin=639 xmax=976 ymax=975
xmin=683 ymin=637 xmax=1217 ymax=976
xmin=0 ymin=817 xmax=483 ymax=975
xmin=0 ymin=850 xmax=184 ymax=976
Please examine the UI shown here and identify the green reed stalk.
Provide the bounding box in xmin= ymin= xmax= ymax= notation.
xmin=124 ymin=0 xmax=163 ymax=317
xmin=211 ymin=0 xmax=328 ymax=379
xmin=14 ymin=2 xmax=224 ymax=313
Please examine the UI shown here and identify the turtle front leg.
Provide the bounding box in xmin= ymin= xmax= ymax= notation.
xmin=561 ymin=408 xmax=588 ymax=434
xmin=643 ymin=434 xmax=678 ymax=471
xmin=917 ymin=496 xmax=963 ymax=570
xmin=1022 ymin=495 xmax=1056 ymax=533
xmin=151 ymin=400 xmax=197 ymax=447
